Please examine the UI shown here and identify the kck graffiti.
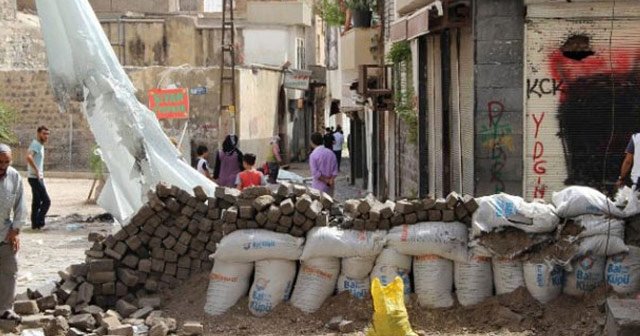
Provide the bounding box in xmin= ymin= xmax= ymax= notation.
xmin=478 ymin=101 xmax=512 ymax=194
xmin=531 ymin=112 xmax=547 ymax=199
xmin=527 ymin=78 xmax=563 ymax=99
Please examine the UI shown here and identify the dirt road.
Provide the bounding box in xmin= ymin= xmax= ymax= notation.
xmin=16 ymin=177 xmax=111 ymax=294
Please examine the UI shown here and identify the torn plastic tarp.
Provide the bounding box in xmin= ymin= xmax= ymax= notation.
xmin=35 ymin=0 xmax=217 ymax=223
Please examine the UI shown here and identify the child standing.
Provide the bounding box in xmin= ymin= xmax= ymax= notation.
xmin=236 ymin=153 xmax=267 ymax=190
xmin=195 ymin=145 xmax=211 ymax=179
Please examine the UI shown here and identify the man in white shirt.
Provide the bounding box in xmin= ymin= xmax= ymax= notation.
xmin=0 ymin=144 xmax=27 ymax=323
xmin=26 ymin=126 xmax=50 ymax=230
xmin=332 ymin=125 xmax=345 ymax=172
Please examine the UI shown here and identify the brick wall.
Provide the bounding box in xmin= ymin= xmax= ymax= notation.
xmin=396 ymin=118 xmax=419 ymax=198
xmin=0 ymin=70 xmax=92 ymax=172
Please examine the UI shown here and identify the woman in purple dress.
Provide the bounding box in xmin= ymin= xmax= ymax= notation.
xmin=213 ymin=135 xmax=244 ymax=187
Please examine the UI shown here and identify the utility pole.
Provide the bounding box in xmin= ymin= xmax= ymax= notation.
xmin=219 ymin=0 xmax=237 ymax=136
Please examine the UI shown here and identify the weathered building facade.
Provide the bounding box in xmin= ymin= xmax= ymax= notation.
xmin=362 ymin=0 xmax=628 ymax=200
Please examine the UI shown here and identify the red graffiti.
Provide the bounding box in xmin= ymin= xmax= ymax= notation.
xmin=532 ymin=112 xmax=547 ymax=198
xmin=488 ymin=101 xmax=505 ymax=127
xmin=549 ymin=49 xmax=640 ymax=102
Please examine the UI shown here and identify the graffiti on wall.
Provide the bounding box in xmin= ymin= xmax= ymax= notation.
xmin=531 ymin=112 xmax=547 ymax=198
xmin=479 ymin=101 xmax=514 ymax=193
xmin=526 ymin=29 xmax=640 ymax=197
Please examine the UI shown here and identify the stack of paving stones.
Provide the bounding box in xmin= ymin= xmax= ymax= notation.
xmin=335 ymin=192 xmax=479 ymax=231
xmin=1 ymin=184 xmax=476 ymax=335
xmin=220 ymin=181 xmax=335 ymax=237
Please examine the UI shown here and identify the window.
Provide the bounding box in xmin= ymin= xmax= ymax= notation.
xmin=204 ymin=0 xmax=222 ymax=12
xmin=296 ymin=38 xmax=306 ymax=69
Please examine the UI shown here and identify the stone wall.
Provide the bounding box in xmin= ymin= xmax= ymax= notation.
xmin=1 ymin=66 xmax=281 ymax=172
xmin=473 ymin=0 xmax=525 ymax=196
xmin=0 ymin=70 xmax=91 ymax=172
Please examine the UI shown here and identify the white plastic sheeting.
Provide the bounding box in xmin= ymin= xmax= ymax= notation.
xmin=35 ymin=0 xmax=216 ymax=222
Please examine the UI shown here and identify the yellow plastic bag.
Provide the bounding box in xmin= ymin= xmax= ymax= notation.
xmin=367 ymin=277 xmax=417 ymax=336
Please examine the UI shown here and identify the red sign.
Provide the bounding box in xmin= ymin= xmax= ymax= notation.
xmin=148 ymin=88 xmax=190 ymax=119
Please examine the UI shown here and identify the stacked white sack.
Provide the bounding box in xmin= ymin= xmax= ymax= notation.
xmin=563 ymin=255 xmax=605 ymax=296
xmin=606 ymin=246 xmax=640 ymax=294
xmin=472 ymin=194 xmax=559 ymax=237
xmin=523 ymin=261 xmax=564 ymax=303
xmin=290 ymin=257 xmax=340 ymax=313
xmin=370 ymin=248 xmax=413 ymax=301
xmin=205 ymin=260 xmax=254 ymax=315
xmin=300 ymin=227 xmax=387 ymax=260
xmin=248 ymin=259 xmax=297 ymax=316
xmin=571 ymin=215 xmax=628 ymax=257
xmin=454 ymin=255 xmax=493 ymax=306
xmin=413 ymin=255 xmax=454 ymax=308
xmin=337 ymin=256 xmax=376 ymax=299
xmin=207 ymin=230 xmax=304 ymax=315
xmin=211 ymin=229 xmax=304 ymax=262
xmin=492 ymin=258 xmax=525 ymax=295
xmin=387 ymin=222 xmax=469 ymax=262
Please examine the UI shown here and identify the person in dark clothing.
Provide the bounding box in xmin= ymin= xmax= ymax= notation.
xmin=323 ymin=133 xmax=335 ymax=149
xmin=213 ymin=135 xmax=244 ymax=188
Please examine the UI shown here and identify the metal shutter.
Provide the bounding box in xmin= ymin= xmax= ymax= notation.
xmin=524 ymin=1 xmax=640 ymax=199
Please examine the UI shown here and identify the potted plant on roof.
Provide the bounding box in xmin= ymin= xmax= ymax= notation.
xmin=346 ymin=0 xmax=375 ymax=28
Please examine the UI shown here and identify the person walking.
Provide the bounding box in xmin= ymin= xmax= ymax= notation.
xmin=25 ymin=126 xmax=50 ymax=230
xmin=332 ymin=125 xmax=344 ymax=171
xmin=195 ymin=145 xmax=212 ymax=179
xmin=213 ymin=135 xmax=244 ymax=188
xmin=235 ymin=153 xmax=267 ymax=191
xmin=0 ymin=144 xmax=27 ymax=323
xmin=309 ymin=132 xmax=338 ymax=195
xmin=265 ymin=135 xmax=283 ymax=184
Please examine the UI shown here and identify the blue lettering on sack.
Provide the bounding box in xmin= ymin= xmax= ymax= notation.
xmin=495 ymin=198 xmax=517 ymax=218
xmin=250 ymin=288 xmax=273 ymax=313
xmin=551 ymin=266 xmax=564 ymax=286
xmin=607 ymin=274 xmax=630 ymax=286
xmin=244 ymin=241 xmax=276 ymax=250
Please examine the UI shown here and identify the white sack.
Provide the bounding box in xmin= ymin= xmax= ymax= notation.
xmin=454 ymin=256 xmax=493 ymax=306
xmin=212 ymin=230 xmax=304 ymax=263
xmin=342 ymin=256 xmax=376 ymax=279
xmin=472 ymin=194 xmax=559 ymax=236
xmin=204 ymin=260 xmax=254 ymax=315
xmin=563 ymin=255 xmax=605 ymax=296
xmin=290 ymin=257 xmax=340 ymax=313
xmin=413 ymin=255 xmax=454 ymax=308
xmin=248 ymin=259 xmax=297 ymax=316
xmin=606 ymin=246 xmax=640 ymax=294
xmin=523 ymin=261 xmax=563 ymax=303
xmin=552 ymin=186 xmax=625 ymax=218
xmin=336 ymin=274 xmax=370 ymax=300
xmin=387 ymin=223 xmax=469 ymax=262
xmin=572 ymin=215 xmax=625 ymax=239
xmin=578 ymin=235 xmax=628 ymax=257
xmin=370 ymin=248 xmax=412 ymax=300
xmin=492 ymin=258 xmax=525 ymax=295
xmin=300 ymin=227 xmax=386 ymax=260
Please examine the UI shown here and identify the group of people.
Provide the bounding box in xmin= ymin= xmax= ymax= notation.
xmin=1 ymin=126 xmax=51 ymax=323
xmin=192 ymin=125 xmax=345 ymax=195
xmin=193 ymin=134 xmax=283 ymax=191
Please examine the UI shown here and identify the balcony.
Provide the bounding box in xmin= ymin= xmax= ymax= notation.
xmin=246 ymin=1 xmax=312 ymax=27
xmin=396 ymin=0 xmax=438 ymax=17
xmin=340 ymin=28 xmax=378 ymax=71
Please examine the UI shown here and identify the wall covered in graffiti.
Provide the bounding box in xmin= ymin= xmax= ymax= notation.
xmin=525 ymin=5 xmax=640 ymax=199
